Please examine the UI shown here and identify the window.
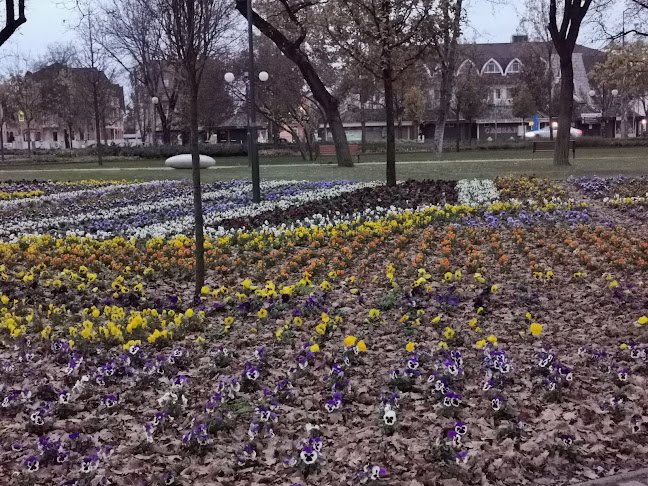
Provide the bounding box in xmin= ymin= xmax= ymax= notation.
xmin=53 ymin=131 xmax=58 ymax=142
xmin=494 ymin=88 xmax=502 ymax=100
xmin=508 ymin=61 xmax=521 ymax=73
xmin=484 ymin=61 xmax=499 ymax=73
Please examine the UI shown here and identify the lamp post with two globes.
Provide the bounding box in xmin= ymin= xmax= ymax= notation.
xmin=151 ymin=96 xmax=159 ymax=146
xmin=224 ymin=70 xmax=268 ymax=203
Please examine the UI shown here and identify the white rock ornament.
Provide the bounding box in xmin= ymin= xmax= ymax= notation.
xmin=165 ymin=154 xmax=216 ymax=169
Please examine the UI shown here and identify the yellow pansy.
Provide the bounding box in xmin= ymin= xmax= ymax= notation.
xmin=344 ymin=336 xmax=357 ymax=347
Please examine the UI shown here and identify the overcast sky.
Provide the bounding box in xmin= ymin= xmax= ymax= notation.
xmin=3 ymin=0 xmax=618 ymax=65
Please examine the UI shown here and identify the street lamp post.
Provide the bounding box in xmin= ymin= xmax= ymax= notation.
xmin=622 ymin=6 xmax=633 ymax=46
xmin=224 ymin=70 xmax=269 ymax=203
xmin=151 ymin=96 xmax=159 ymax=146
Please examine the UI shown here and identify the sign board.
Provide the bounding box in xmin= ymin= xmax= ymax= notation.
xmin=344 ymin=130 xmax=362 ymax=142
xmin=484 ymin=126 xmax=517 ymax=135
xmin=532 ymin=114 xmax=539 ymax=131
xmin=18 ymin=111 xmax=25 ymax=122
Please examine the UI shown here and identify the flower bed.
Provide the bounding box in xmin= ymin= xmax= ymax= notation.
xmin=1 ymin=178 xmax=647 ymax=486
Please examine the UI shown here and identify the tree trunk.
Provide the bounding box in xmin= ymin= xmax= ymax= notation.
xmin=189 ymin=80 xmax=205 ymax=294
xmin=0 ymin=124 xmax=4 ymax=162
xmin=327 ymin=107 xmax=352 ymax=166
xmin=93 ymin=87 xmax=103 ymax=166
xmin=26 ymin=122 xmax=31 ymax=158
xmin=456 ymin=102 xmax=461 ymax=153
xmin=68 ymin=124 xmax=74 ymax=149
xmin=620 ymin=95 xmax=628 ymax=139
xmin=360 ymin=106 xmax=366 ymax=153
xmin=235 ymin=2 xmax=353 ymax=167
xmin=434 ymin=68 xmax=451 ymax=153
xmin=384 ymin=68 xmax=396 ymax=187
xmin=293 ymin=131 xmax=308 ymax=160
xmin=468 ymin=118 xmax=472 ymax=145
xmin=158 ymin=107 xmax=173 ymax=144
xmin=305 ymin=130 xmax=315 ymax=161
xmin=554 ymin=54 xmax=573 ymax=166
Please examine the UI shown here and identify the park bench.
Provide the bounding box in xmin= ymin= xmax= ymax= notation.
xmin=319 ymin=144 xmax=360 ymax=163
xmin=532 ymin=140 xmax=576 ymax=160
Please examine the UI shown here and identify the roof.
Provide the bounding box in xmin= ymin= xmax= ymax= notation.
xmin=30 ymin=63 xmax=126 ymax=110
xmin=213 ymin=112 xmax=269 ymax=129
xmin=340 ymin=108 xmax=389 ymax=123
xmin=457 ymin=41 xmax=603 ymax=75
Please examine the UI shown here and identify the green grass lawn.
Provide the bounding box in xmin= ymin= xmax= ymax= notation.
xmin=1 ymin=146 xmax=646 ymax=182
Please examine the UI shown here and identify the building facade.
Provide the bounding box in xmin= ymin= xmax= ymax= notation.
xmin=323 ymin=36 xmax=645 ymax=143
xmin=3 ymin=63 xmax=126 ymax=150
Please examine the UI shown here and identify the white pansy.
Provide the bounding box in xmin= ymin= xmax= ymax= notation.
xmin=456 ymin=179 xmax=499 ymax=207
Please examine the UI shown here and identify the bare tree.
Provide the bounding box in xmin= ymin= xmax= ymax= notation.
xmin=101 ymin=0 xmax=183 ymax=145
xmin=155 ymin=0 xmax=235 ymax=294
xmin=0 ymin=80 xmax=16 ymax=161
xmin=548 ymin=0 xmax=593 ymax=166
xmin=9 ymin=70 xmax=41 ymax=157
xmin=404 ymin=86 xmax=427 ymax=142
xmin=235 ymin=1 xmax=354 ymax=167
xmin=512 ymin=87 xmax=536 ymax=133
xmin=185 ymin=58 xmax=233 ymax=136
xmin=454 ymin=64 xmax=487 ymax=145
xmin=590 ymin=41 xmax=648 ymax=138
xmin=519 ymin=0 xmax=557 ymax=139
xmin=593 ymin=0 xmax=648 ymax=40
xmin=251 ymin=36 xmax=321 ymax=160
xmin=74 ymin=0 xmax=118 ymax=165
xmin=127 ymin=72 xmax=149 ymax=142
xmin=0 ymin=0 xmax=26 ymax=48
xmin=39 ymin=42 xmax=79 ymax=67
xmin=429 ymin=0 xmax=465 ymax=154
xmin=327 ymin=0 xmax=437 ymax=186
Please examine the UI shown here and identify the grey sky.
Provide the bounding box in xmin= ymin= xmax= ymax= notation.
xmin=4 ymin=0 xmax=618 ymax=62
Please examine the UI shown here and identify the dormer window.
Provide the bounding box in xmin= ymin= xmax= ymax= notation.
xmin=508 ymin=61 xmax=521 ymax=73
xmin=484 ymin=61 xmax=499 ymax=73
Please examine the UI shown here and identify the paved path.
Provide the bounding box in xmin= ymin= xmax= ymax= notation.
xmin=1 ymin=155 xmax=646 ymax=174
xmin=572 ymin=469 xmax=648 ymax=486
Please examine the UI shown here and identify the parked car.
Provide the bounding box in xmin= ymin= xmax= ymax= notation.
xmin=524 ymin=126 xmax=583 ymax=138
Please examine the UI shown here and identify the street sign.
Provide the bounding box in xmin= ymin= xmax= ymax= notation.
xmin=18 ymin=111 xmax=24 ymax=122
